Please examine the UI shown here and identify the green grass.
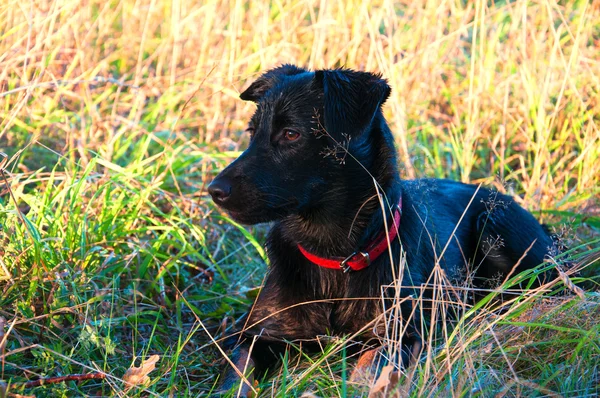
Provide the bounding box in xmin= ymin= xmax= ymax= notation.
xmin=1 ymin=0 xmax=600 ymax=396
xmin=0 ymin=136 xmax=266 ymax=396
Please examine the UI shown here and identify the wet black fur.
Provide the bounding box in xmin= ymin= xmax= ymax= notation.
xmin=208 ymin=65 xmax=557 ymax=393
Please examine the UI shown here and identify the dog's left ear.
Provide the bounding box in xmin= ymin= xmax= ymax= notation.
xmin=314 ymin=69 xmax=391 ymax=138
xmin=240 ymin=64 xmax=307 ymax=102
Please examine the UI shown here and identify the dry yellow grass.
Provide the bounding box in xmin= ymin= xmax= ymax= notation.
xmin=1 ymin=0 xmax=599 ymax=206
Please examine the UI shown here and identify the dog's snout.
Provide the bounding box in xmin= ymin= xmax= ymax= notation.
xmin=208 ymin=178 xmax=232 ymax=204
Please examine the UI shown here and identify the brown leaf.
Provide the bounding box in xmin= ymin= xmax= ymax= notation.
xmin=122 ymin=355 xmax=159 ymax=388
xmin=368 ymin=365 xmax=400 ymax=398
xmin=349 ymin=348 xmax=379 ymax=383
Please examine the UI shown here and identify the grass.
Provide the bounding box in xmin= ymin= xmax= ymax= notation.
xmin=0 ymin=0 xmax=599 ymax=396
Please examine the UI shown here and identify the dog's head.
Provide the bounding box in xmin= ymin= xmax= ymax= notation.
xmin=208 ymin=65 xmax=391 ymax=224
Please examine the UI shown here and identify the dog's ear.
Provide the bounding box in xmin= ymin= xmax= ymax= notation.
xmin=240 ymin=64 xmax=307 ymax=102
xmin=314 ymin=69 xmax=391 ymax=138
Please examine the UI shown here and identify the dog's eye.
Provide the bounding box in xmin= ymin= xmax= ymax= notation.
xmin=246 ymin=128 xmax=255 ymax=140
xmin=283 ymin=129 xmax=300 ymax=141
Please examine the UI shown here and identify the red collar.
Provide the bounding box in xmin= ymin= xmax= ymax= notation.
xmin=297 ymin=198 xmax=402 ymax=272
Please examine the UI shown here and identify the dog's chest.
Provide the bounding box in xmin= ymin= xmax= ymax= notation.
xmin=329 ymin=293 xmax=383 ymax=337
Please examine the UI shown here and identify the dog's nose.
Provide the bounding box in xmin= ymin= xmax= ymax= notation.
xmin=208 ymin=178 xmax=232 ymax=204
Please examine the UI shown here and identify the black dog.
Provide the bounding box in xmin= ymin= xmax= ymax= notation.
xmin=208 ymin=65 xmax=556 ymax=393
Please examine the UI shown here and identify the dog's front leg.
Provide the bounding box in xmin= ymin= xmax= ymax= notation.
xmin=217 ymin=341 xmax=256 ymax=397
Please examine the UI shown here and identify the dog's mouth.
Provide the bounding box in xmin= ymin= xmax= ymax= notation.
xmin=220 ymin=208 xmax=276 ymax=225
xmin=215 ymin=201 xmax=298 ymax=225
xmin=223 ymin=209 xmax=246 ymax=222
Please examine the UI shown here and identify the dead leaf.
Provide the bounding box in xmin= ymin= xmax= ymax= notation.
xmin=122 ymin=354 xmax=159 ymax=389
xmin=368 ymin=365 xmax=400 ymax=398
xmin=350 ymin=347 xmax=379 ymax=383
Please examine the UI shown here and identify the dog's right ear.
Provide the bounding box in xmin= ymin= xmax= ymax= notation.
xmin=240 ymin=64 xmax=307 ymax=102
xmin=314 ymin=69 xmax=391 ymax=139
